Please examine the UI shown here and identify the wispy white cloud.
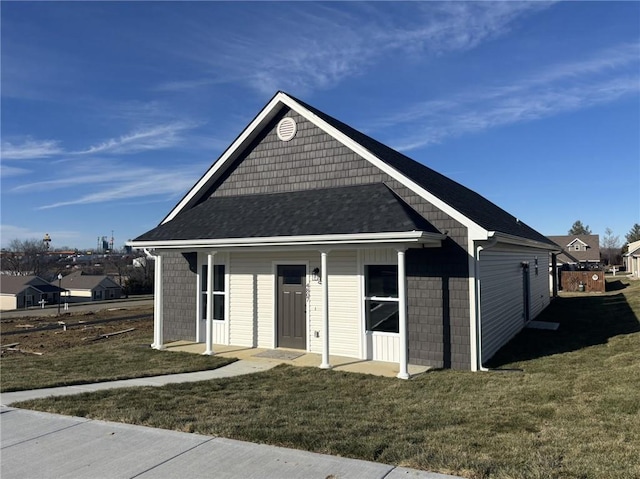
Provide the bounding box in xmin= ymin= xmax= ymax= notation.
xmin=165 ymin=2 xmax=550 ymax=95
xmin=0 ymin=164 xmax=31 ymax=178
xmin=378 ymin=42 xmax=640 ymax=151
xmin=74 ymin=122 xmax=197 ymax=155
xmin=1 ymin=138 xmax=63 ymax=160
xmin=11 ymin=159 xmax=205 ymax=210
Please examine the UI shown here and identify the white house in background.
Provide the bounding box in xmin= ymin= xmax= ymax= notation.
xmin=624 ymin=240 xmax=640 ymax=277
xmin=0 ymin=276 xmax=65 ymax=311
xmin=58 ymin=270 xmax=123 ymax=303
xmin=128 ymin=91 xmax=560 ymax=376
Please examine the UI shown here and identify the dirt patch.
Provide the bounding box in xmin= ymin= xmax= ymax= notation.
xmin=1 ymin=306 xmax=153 ymax=355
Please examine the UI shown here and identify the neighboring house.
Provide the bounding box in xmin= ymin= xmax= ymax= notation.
xmin=128 ymin=91 xmax=560 ymax=376
xmin=547 ymin=235 xmax=601 ymax=269
xmin=58 ymin=270 xmax=123 ymax=303
xmin=624 ymin=240 xmax=640 ymax=277
xmin=0 ymin=275 xmax=65 ymax=310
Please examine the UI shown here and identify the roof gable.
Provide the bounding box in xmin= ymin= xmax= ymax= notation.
xmin=154 ymin=91 xmax=554 ymax=248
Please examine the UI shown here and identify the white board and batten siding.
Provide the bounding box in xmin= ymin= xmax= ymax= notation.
xmin=360 ymin=248 xmax=402 ymax=363
xmin=479 ymin=246 xmax=551 ymax=364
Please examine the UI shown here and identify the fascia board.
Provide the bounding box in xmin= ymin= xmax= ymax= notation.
xmin=489 ymin=231 xmax=561 ymax=252
xmin=161 ymin=92 xmax=289 ymax=225
xmin=279 ymin=95 xmax=488 ymax=239
xmin=567 ymin=237 xmax=589 ymax=247
xmin=127 ymin=231 xmax=445 ymax=250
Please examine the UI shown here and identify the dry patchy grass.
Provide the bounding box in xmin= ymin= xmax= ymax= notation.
xmin=14 ymin=279 xmax=640 ymax=478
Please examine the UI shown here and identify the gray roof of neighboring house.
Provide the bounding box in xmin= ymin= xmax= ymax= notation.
xmin=547 ymin=235 xmax=601 ymax=263
xmin=0 ymin=276 xmax=65 ymax=295
xmin=135 ymin=183 xmax=441 ymax=242
xmin=59 ymin=271 xmax=121 ymax=290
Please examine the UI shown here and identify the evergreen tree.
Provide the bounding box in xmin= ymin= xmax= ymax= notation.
xmin=568 ymin=220 xmax=592 ymax=235
xmin=626 ymin=223 xmax=640 ymax=243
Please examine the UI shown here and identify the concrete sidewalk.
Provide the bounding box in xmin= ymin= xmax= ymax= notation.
xmin=0 ymin=360 xmax=277 ymax=405
xmin=0 ymin=361 xmax=463 ymax=478
xmin=1 ymin=407 xmax=460 ymax=479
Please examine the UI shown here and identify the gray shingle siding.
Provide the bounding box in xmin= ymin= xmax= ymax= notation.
xmin=162 ymin=252 xmax=197 ymax=341
xmin=206 ymin=108 xmax=471 ymax=369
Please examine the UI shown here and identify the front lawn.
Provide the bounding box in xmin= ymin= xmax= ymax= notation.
xmin=1 ymin=309 xmax=235 ymax=392
xmin=13 ymin=279 xmax=640 ymax=478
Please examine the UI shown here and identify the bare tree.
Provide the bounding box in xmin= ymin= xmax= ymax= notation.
xmin=601 ymin=228 xmax=621 ymax=266
xmin=569 ymin=220 xmax=592 ymax=235
xmin=1 ymin=238 xmax=50 ymax=276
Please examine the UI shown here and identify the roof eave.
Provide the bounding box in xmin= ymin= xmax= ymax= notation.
xmin=127 ymin=231 xmax=446 ymax=250
xmin=488 ymin=231 xmax=562 ymax=252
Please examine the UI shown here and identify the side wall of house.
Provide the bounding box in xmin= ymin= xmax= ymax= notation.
xmin=479 ymin=245 xmax=551 ymax=364
xmin=203 ymin=108 xmax=471 ymax=369
xmin=162 ymin=251 xmax=197 ymax=341
xmin=0 ymin=295 xmax=18 ymax=310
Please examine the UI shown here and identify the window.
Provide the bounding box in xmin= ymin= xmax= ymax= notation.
xmin=364 ymin=265 xmax=399 ymax=333
xmin=201 ymin=264 xmax=225 ymax=320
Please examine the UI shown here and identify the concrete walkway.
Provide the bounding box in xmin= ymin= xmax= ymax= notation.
xmin=1 ymin=360 xmax=463 ymax=479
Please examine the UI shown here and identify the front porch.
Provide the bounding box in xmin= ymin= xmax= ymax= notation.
xmin=164 ymin=341 xmax=431 ymax=379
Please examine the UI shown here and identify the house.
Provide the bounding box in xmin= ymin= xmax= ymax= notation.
xmin=58 ymin=270 xmax=123 ymax=303
xmin=547 ymin=235 xmax=601 ymax=269
xmin=0 ymin=275 xmax=65 ymax=310
xmin=128 ymin=91 xmax=560 ymax=376
xmin=624 ymin=240 xmax=640 ymax=277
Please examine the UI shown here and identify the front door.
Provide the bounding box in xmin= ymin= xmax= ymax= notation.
xmin=277 ymin=265 xmax=306 ymax=349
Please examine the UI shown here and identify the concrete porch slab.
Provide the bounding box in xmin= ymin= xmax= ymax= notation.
xmin=164 ymin=341 xmax=430 ymax=378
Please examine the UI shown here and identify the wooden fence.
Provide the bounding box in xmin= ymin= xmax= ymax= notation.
xmin=560 ymin=270 xmax=605 ymax=293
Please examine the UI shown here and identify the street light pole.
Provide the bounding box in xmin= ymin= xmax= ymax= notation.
xmin=57 ymin=273 xmax=63 ymax=315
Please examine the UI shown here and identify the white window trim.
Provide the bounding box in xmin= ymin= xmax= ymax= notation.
xmin=362 ymin=262 xmax=401 ymax=337
xmin=196 ymin=252 xmax=228 ymax=344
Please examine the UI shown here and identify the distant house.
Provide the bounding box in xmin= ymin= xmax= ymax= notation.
xmin=0 ymin=276 xmax=65 ymax=310
xmin=58 ymin=271 xmax=123 ymax=303
xmin=547 ymin=235 xmax=601 ymax=269
xmin=624 ymin=240 xmax=640 ymax=277
xmin=128 ymin=91 xmax=560 ymax=375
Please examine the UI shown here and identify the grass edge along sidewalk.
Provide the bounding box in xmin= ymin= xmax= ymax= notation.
xmin=13 ymin=278 xmax=640 ymax=479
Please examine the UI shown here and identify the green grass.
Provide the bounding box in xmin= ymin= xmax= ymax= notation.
xmin=13 ymin=279 xmax=640 ymax=479
xmin=1 ymin=330 xmax=236 ymax=392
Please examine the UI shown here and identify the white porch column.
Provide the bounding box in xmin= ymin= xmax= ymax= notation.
xmin=203 ymin=252 xmax=216 ymax=355
xmin=153 ymin=253 xmax=164 ymax=350
xmin=319 ymin=250 xmax=331 ymax=369
xmin=397 ymin=248 xmax=409 ymax=379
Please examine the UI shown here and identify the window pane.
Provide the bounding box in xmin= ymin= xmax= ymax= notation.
xmin=365 ymin=300 xmax=399 ymax=333
xmin=201 ymin=293 xmax=207 ymax=320
xmin=365 ymin=265 xmax=398 ymax=297
xmin=214 ymin=265 xmax=225 ymax=291
xmin=280 ymin=266 xmax=304 ymax=285
xmin=214 ymin=294 xmax=225 ymax=320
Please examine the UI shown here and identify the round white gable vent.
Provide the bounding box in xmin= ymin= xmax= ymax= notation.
xmin=277 ymin=117 xmax=297 ymax=141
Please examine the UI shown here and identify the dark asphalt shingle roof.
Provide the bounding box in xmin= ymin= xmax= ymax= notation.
xmin=289 ymin=93 xmax=556 ymax=247
xmin=135 ymin=183 xmax=439 ymax=242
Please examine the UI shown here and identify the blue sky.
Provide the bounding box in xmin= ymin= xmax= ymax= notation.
xmin=1 ymin=1 xmax=639 ymax=250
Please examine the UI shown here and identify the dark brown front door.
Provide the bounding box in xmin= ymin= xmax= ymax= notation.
xmin=277 ymin=265 xmax=306 ymax=349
